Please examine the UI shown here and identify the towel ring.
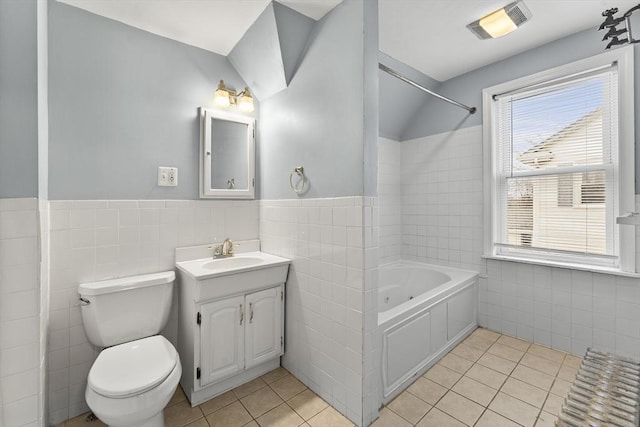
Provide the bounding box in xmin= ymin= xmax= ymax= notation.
xmin=289 ymin=166 xmax=307 ymax=194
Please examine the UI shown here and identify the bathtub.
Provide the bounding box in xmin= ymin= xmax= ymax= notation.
xmin=379 ymin=261 xmax=478 ymax=402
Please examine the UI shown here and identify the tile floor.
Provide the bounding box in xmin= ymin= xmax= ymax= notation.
xmin=56 ymin=366 xmax=354 ymax=427
xmin=372 ymin=328 xmax=580 ymax=427
xmin=57 ymin=328 xmax=580 ymax=427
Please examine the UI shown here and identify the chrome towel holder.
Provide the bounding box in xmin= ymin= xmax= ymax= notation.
xmin=290 ymin=166 xmax=307 ymax=195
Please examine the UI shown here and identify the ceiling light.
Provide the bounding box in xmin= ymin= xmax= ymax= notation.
xmin=467 ymin=1 xmax=532 ymax=40
xmin=213 ymin=80 xmax=254 ymax=113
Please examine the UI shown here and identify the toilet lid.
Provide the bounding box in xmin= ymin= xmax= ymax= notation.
xmin=88 ymin=335 xmax=178 ymax=398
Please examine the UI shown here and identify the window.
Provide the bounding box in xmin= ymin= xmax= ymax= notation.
xmin=483 ymin=48 xmax=635 ymax=272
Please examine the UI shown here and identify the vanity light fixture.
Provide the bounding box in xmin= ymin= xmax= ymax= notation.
xmin=213 ymin=80 xmax=254 ymax=113
xmin=467 ymin=0 xmax=532 ymax=39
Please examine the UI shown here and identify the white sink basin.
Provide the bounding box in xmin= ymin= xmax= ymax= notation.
xmin=176 ymin=251 xmax=290 ymax=280
xmin=201 ymin=256 xmax=265 ymax=270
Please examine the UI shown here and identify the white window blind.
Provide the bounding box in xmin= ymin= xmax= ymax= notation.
xmin=492 ymin=65 xmax=619 ymax=267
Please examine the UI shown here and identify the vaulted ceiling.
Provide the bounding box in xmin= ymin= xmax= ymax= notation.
xmin=59 ymin=0 xmax=638 ymax=81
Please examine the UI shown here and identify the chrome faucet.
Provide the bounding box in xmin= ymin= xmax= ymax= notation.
xmin=213 ymin=238 xmax=236 ymax=258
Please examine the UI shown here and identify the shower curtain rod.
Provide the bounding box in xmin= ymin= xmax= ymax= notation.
xmin=379 ymin=63 xmax=476 ymax=114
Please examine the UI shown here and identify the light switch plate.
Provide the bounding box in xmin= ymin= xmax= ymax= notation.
xmin=158 ymin=167 xmax=178 ymax=186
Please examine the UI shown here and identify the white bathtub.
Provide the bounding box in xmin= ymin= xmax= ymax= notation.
xmin=379 ymin=261 xmax=478 ymax=402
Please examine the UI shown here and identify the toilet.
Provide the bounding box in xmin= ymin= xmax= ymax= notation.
xmin=78 ymin=271 xmax=182 ymax=427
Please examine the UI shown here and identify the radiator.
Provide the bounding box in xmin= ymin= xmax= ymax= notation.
xmin=556 ymin=348 xmax=640 ymax=427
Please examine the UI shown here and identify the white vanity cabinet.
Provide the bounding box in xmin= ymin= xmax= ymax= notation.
xmin=175 ymin=249 xmax=290 ymax=406
xmin=198 ymin=286 xmax=284 ymax=388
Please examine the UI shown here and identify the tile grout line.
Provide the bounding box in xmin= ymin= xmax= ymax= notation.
xmin=387 ymin=330 xmax=575 ymax=427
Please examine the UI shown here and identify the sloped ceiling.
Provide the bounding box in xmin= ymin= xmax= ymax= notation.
xmin=59 ymin=0 xmax=639 ymax=82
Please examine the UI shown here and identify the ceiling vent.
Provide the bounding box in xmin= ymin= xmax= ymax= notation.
xmin=467 ymin=0 xmax=532 ymax=40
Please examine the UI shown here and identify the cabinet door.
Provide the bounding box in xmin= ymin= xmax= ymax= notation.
xmin=200 ymin=295 xmax=245 ymax=387
xmin=245 ymin=286 xmax=283 ymax=369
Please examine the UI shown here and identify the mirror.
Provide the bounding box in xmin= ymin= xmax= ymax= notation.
xmin=200 ymin=108 xmax=255 ymax=199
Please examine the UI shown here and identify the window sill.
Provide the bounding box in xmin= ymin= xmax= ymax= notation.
xmin=482 ymin=254 xmax=640 ymax=278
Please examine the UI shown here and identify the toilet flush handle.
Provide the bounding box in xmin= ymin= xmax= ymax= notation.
xmin=79 ymin=297 xmax=91 ymax=306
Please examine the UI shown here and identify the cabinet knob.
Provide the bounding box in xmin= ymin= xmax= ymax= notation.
xmin=249 ymin=302 xmax=254 ymax=323
xmin=240 ymin=304 xmax=244 ymax=325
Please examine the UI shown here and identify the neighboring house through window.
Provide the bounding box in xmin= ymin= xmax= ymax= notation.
xmin=483 ymin=47 xmax=635 ymax=272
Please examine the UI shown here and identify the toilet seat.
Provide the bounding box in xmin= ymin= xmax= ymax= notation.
xmin=88 ymin=335 xmax=178 ymax=398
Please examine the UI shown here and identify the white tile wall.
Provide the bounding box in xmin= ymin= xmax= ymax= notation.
xmin=377 ymin=137 xmax=402 ymax=264
xmin=0 ymin=198 xmax=41 ymax=427
xmin=260 ymin=197 xmax=376 ymax=427
xmin=400 ymin=126 xmax=484 ymax=273
xmin=47 ymin=199 xmax=259 ymax=425
xmin=395 ymin=125 xmax=640 ymax=360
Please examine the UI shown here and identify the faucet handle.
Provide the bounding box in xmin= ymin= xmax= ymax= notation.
xmin=228 ymin=241 xmax=240 ymax=254
xmin=212 ymin=245 xmax=222 ymax=257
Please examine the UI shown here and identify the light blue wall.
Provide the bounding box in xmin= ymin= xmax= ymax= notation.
xmin=397 ymin=28 xmax=640 ymax=191
xmin=48 ymin=1 xmax=255 ymax=200
xmin=378 ymin=52 xmax=441 ymax=142
xmin=0 ymin=0 xmax=38 ymax=198
xmin=402 ymin=28 xmax=617 ymax=140
xmin=259 ymin=0 xmax=368 ymax=199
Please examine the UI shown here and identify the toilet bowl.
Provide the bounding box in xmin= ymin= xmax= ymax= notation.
xmin=79 ymin=272 xmax=181 ymax=427
xmin=85 ymin=336 xmax=182 ymax=427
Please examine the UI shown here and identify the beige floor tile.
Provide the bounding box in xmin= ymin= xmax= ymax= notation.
xmin=287 ymin=389 xmax=328 ymax=421
xmin=307 ymin=406 xmax=354 ymax=427
xmin=471 ymin=327 xmax=501 ymax=342
xmin=556 ymin=364 xmax=579 ymax=382
xmin=241 ymin=386 xmax=284 ymax=418
xmin=542 ymin=393 xmax=564 ymax=416
xmin=476 ymin=353 xmax=517 ymax=375
xmin=562 ymin=354 xmax=582 ymax=369
xmin=269 ymin=374 xmax=307 ymax=401
xmin=255 ymin=403 xmax=305 ymax=427
xmin=423 ymin=364 xmax=462 ymax=388
xmin=535 ymin=411 xmax=557 ymax=427
xmin=415 ymin=408 xmax=466 ymax=427
xmin=500 ymin=377 xmax=547 ymax=408
xmin=487 ymin=342 xmax=525 ymax=363
xmin=438 ymin=353 xmax=473 ymax=374
xmin=520 ymin=353 xmax=561 ymax=376
xmin=475 ymin=410 xmax=521 ymax=427
xmin=464 ymin=364 xmax=507 ymax=390
xmin=463 ymin=334 xmax=495 ymax=352
xmin=262 ymin=367 xmax=290 ymax=384
xmin=371 ymin=407 xmax=412 ymax=427
xmin=511 ymin=364 xmax=554 ymax=391
xmin=435 ymin=391 xmax=484 ymax=426
xmin=527 ymin=344 xmax=566 ymax=364
xmin=451 ymin=376 xmax=497 ymax=406
xmin=497 ymin=335 xmax=531 ymax=352
xmin=407 ymin=377 xmax=448 ymax=405
xmin=200 ymin=391 xmax=238 ymax=415
xmin=451 ymin=343 xmax=485 ymax=362
xmin=549 ymin=378 xmax=572 ymax=398
xmin=185 ymin=419 xmax=209 ymax=427
xmin=387 ymin=391 xmax=432 ymax=424
xmin=168 ymin=386 xmax=188 ymax=408
xmin=65 ymin=413 xmax=107 ymax=427
xmin=243 ymin=422 xmax=259 ymax=427
xmin=206 ymin=401 xmax=252 ymax=427
xmin=164 ymin=400 xmax=205 ymax=427
xmin=489 ymin=392 xmax=539 ymax=427
xmin=233 ymin=377 xmax=268 ymax=399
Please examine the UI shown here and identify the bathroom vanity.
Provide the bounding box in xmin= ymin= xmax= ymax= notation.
xmin=175 ymin=241 xmax=290 ymax=405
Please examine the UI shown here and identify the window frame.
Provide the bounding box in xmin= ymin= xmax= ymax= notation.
xmin=482 ymin=47 xmax=635 ymax=273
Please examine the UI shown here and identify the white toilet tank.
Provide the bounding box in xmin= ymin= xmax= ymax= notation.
xmin=78 ymin=271 xmax=175 ymax=347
